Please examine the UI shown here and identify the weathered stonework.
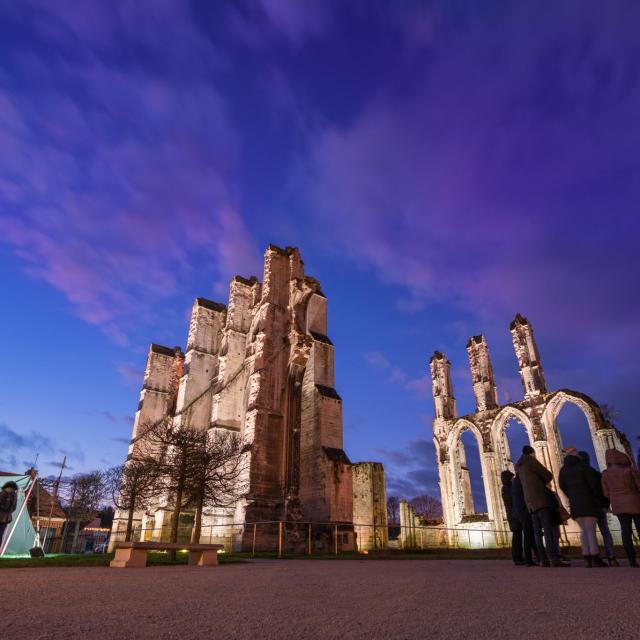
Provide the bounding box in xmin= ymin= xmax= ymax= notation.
xmin=112 ymin=245 xmax=382 ymax=551
xmin=430 ymin=314 xmax=633 ymax=546
xmin=352 ymin=462 xmax=388 ymax=550
xmin=399 ymin=500 xmax=422 ymax=548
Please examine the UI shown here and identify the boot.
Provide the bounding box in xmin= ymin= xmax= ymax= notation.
xmin=607 ymin=557 xmax=620 ymax=567
xmin=629 ymin=558 xmax=639 ymax=567
xmin=551 ymin=558 xmax=571 ymax=567
xmin=583 ymin=555 xmax=593 ymax=568
xmin=591 ymin=555 xmax=607 ymax=567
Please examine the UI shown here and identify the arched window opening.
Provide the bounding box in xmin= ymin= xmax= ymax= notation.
xmin=459 ymin=430 xmax=487 ymax=516
xmin=555 ymin=402 xmax=598 ymax=467
xmin=504 ymin=418 xmax=531 ymax=468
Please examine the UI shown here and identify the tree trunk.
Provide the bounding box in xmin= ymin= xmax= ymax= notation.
xmin=168 ymin=472 xmax=185 ymax=561
xmin=70 ymin=520 xmax=81 ymax=554
xmin=125 ymin=487 xmax=137 ymax=542
xmin=191 ymin=494 xmax=204 ymax=544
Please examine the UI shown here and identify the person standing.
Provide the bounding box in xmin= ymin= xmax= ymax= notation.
xmin=501 ymin=470 xmax=524 ymax=565
xmin=559 ymin=448 xmax=606 ymax=567
xmin=578 ymin=450 xmax=618 ymax=566
xmin=511 ymin=472 xmax=538 ymax=565
xmin=0 ymin=481 xmax=19 ymax=547
xmin=601 ymin=448 xmax=640 ymax=567
xmin=516 ymin=445 xmax=569 ymax=567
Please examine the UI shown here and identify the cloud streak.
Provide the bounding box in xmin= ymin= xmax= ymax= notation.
xmin=301 ymin=2 xmax=640 ymax=359
xmin=0 ymin=1 xmax=260 ymax=344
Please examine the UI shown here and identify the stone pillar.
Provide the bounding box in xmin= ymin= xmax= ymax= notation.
xmin=510 ymin=314 xmax=547 ymax=399
xmin=480 ymin=451 xmax=501 ymax=524
xmin=429 ymin=352 xmax=457 ymax=421
xmin=438 ymin=458 xmax=458 ymax=546
xmin=466 ymin=335 xmax=498 ymax=412
xmin=399 ymin=500 xmax=410 ymax=548
xmin=593 ymin=429 xmax=621 ymax=472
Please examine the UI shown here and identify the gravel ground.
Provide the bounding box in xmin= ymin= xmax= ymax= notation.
xmin=1 ymin=559 xmax=638 ymax=640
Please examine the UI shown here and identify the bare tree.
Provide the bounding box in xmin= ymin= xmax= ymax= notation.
xmin=142 ymin=421 xmax=202 ymax=557
xmin=410 ymin=494 xmax=443 ymax=523
xmin=189 ymin=430 xmax=250 ymax=543
xmin=58 ymin=471 xmax=107 ymax=552
xmin=105 ymin=456 xmax=160 ymax=542
xmin=387 ymin=496 xmax=400 ymax=525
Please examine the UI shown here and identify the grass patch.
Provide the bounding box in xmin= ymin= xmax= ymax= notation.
xmin=0 ymin=551 xmax=247 ymax=569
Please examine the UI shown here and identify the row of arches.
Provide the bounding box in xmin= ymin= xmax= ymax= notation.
xmin=437 ymin=391 xmax=623 ymax=529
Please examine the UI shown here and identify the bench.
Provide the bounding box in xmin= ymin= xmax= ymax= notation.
xmin=110 ymin=541 xmax=224 ymax=568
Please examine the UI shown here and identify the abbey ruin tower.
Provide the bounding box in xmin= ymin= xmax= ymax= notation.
xmin=111 ymin=245 xmax=386 ymax=551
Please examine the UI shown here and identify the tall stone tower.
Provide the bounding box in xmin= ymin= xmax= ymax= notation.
xmin=112 ymin=245 xmax=376 ymax=551
xmin=466 ymin=335 xmax=498 ymax=412
xmin=429 ymin=352 xmax=457 ymax=421
xmin=510 ymin=313 xmax=547 ymax=399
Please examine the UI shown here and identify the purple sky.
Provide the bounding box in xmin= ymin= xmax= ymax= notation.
xmin=1 ymin=1 xmax=639 ymax=503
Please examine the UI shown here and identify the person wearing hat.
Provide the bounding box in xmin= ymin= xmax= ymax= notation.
xmin=515 ymin=444 xmax=570 ymax=567
xmin=601 ymin=448 xmax=640 ymax=567
xmin=0 ymin=480 xmax=19 ymax=546
xmin=559 ymin=447 xmax=607 ymax=567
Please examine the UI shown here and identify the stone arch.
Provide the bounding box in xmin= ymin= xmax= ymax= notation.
xmin=447 ymin=419 xmax=492 ymax=523
xmin=491 ymin=406 xmax=535 ymax=473
xmin=541 ymin=389 xmax=606 ymax=471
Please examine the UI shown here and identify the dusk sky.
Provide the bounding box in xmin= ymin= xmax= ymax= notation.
xmin=1 ymin=1 xmax=639 ymax=507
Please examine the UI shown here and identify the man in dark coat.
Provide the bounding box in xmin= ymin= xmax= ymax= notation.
xmin=515 ymin=445 xmax=570 ymax=567
xmin=501 ymin=470 xmax=524 ymax=565
xmin=0 ymin=481 xmax=19 ymax=547
xmin=578 ymin=450 xmax=617 ymax=565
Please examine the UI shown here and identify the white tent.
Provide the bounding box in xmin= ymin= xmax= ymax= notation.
xmin=0 ymin=474 xmax=38 ymax=557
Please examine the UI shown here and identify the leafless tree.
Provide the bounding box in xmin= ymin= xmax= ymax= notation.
xmin=189 ymin=430 xmax=250 ymax=543
xmin=57 ymin=471 xmax=107 ymax=552
xmin=410 ymin=494 xmax=443 ymax=523
xmin=105 ymin=455 xmax=160 ymax=542
xmin=387 ymin=496 xmax=400 ymax=525
xmin=142 ymin=421 xmax=202 ymax=555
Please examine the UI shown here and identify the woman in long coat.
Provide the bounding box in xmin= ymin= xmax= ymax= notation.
xmin=601 ymin=448 xmax=640 ymax=567
xmin=559 ymin=449 xmax=606 ymax=567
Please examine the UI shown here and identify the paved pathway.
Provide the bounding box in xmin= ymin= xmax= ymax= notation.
xmin=2 ymin=559 xmax=639 ymax=639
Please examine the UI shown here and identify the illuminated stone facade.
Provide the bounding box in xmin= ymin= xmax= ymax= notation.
xmin=112 ymin=245 xmax=384 ymax=551
xmin=430 ymin=314 xmax=633 ymax=546
xmin=352 ymin=462 xmax=388 ymax=550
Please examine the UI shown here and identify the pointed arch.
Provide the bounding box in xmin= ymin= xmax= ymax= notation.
xmin=446 ymin=419 xmax=491 ymax=522
xmin=541 ymin=389 xmax=606 ymax=471
xmin=491 ymin=406 xmax=535 ymax=472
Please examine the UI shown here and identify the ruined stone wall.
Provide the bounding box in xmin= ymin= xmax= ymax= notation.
xmin=429 ymin=314 xmax=630 ymax=547
xmin=352 ymin=462 xmax=388 ymax=550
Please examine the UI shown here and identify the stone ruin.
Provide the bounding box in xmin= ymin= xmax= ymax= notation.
xmin=429 ymin=314 xmax=633 ymax=546
xmin=111 ymin=245 xmax=387 ymax=551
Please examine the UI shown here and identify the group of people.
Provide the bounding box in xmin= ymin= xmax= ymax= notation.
xmin=0 ymin=480 xmax=19 ymax=547
xmin=501 ymin=445 xmax=640 ymax=567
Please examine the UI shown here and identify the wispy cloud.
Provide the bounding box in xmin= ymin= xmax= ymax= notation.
xmin=365 ymin=352 xmax=431 ymax=399
xmin=301 ymin=2 xmax=640 ymax=362
xmin=0 ymin=1 xmax=260 ymax=344
xmin=378 ymin=438 xmax=440 ymax=499
xmin=364 ymin=351 xmax=390 ymax=369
